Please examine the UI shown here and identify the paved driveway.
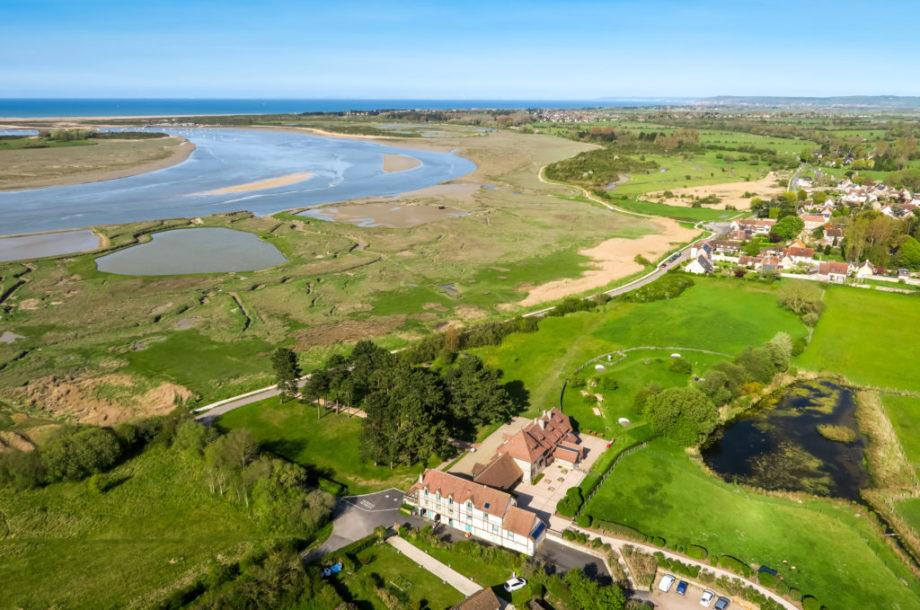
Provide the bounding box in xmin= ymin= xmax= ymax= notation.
xmin=304 ymin=488 xmax=409 ymax=562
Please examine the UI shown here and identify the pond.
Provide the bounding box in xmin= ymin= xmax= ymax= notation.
xmin=702 ymin=379 xmax=869 ymax=500
xmin=0 ymin=128 xmax=476 ymax=236
xmin=95 ymin=228 xmax=286 ymax=275
xmin=0 ymin=229 xmax=100 ymax=262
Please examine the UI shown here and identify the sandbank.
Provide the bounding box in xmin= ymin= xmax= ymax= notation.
xmin=300 ymin=202 xmax=466 ymax=229
xmin=519 ymin=218 xmax=698 ymax=306
xmin=197 ymin=172 xmax=314 ymax=195
xmin=382 ymin=154 xmax=422 ymax=173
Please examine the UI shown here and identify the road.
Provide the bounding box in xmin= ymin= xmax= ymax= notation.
xmin=193 ymin=375 xmax=311 ymax=425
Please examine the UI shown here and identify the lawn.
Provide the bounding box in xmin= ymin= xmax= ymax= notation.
xmin=337 ymin=542 xmax=465 ymax=609
xmin=563 ymin=349 xmax=729 ymax=436
xmin=882 ymin=394 xmax=920 ymax=476
xmin=798 ymin=287 xmax=920 ymax=393
xmin=473 ymin=276 xmax=805 ymax=420
xmin=584 ymin=440 xmax=920 ymax=609
xmin=0 ymin=447 xmax=269 ymax=609
xmin=216 ymin=397 xmax=434 ymax=495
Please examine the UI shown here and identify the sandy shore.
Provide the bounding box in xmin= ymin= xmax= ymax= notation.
xmin=197 ymin=172 xmax=314 ymax=195
xmin=519 ymin=218 xmax=698 ymax=306
xmin=646 ymin=172 xmax=784 ymax=210
xmin=382 ymin=154 xmax=422 ymax=173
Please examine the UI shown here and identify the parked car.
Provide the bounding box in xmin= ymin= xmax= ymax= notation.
xmin=503 ymin=577 xmax=527 ymax=592
xmin=700 ymin=590 xmax=715 ymax=607
xmin=676 ymin=581 xmax=688 ymax=595
xmin=658 ymin=574 xmax=676 ymax=592
xmin=714 ymin=597 xmax=731 ymax=610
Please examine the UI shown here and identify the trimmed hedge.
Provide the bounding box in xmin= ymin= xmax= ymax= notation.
xmin=556 ymin=487 xmax=584 ymax=517
xmin=593 ymin=519 xmax=646 ymax=541
xmin=655 ymin=552 xmax=701 ymax=578
xmin=717 ymin=554 xmax=753 ymax=578
xmin=686 ymin=545 xmax=708 ymax=560
xmin=802 ymin=596 xmax=823 ymax=610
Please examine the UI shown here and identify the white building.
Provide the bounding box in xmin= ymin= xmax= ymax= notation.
xmin=407 ymin=469 xmax=547 ymax=555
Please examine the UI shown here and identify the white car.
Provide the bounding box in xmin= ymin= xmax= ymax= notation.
xmin=658 ymin=574 xmax=676 ymax=592
xmin=700 ymin=590 xmax=715 ymax=607
xmin=503 ymin=577 xmax=527 ymax=592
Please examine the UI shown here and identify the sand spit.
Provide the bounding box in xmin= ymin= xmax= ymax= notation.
xmin=382 ymin=154 xmax=422 ymax=173
xmin=519 ymin=218 xmax=698 ymax=306
xmin=197 ymin=172 xmax=314 ymax=195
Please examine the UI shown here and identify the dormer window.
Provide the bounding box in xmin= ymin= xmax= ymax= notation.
xmin=448 ymin=496 xmax=453 ymax=505
xmin=466 ymin=501 xmax=473 ymax=510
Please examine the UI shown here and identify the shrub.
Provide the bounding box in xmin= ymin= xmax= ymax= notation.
xmin=788 ymin=588 xmax=803 ymax=602
xmin=576 ymin=514 xmax=592 ymax=528
xmin=668 ymin=356 xmax=692 ymax=374
xmin=757 ymin=570 xmax=778 ymax=588
xmin=686 ymin=545 xmax=708 ymax=560
xmin=556 ymin=487 xmax=584 ymax=517
xmin=623 ymin=274 xmax=694 ymax=303
xmin=802 ymin=596 xmax=822 ymax=610
xmin=593 ymin=519 xmax=645 ymax=541
xmin=718 ymin=555 xmax=753 ymax=578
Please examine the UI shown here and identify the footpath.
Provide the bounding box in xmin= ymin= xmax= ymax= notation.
xmin=387 ymin=536 xmax=483 ymax=597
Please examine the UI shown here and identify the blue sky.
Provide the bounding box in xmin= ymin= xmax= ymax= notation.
xmin=1 ymin=0 xmax=917 ymax=98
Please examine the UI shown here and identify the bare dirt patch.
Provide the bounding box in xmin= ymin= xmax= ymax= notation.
xmin=0 ymin=331 xmax=25 ymax=344
xmin=293 ymin=315 xmax=407 ymax=349
xmin=0 ymin=431 xmax=36 ymax=452
xmin=18 ymin=298 xmax=39 ymax=310
xmin=382 ymin=154 xmax=421 ymax=173
xmin=646 ymin=172 xmax=785 ymax=210
xmin=196 ymin=172 xmax=313 ymax=196
xmin=15 ymin=373 xmax=194 ymax=425
xmin=519 ymin=218 xmax=697 ymax=306
xmin=453 ymin=305 xmax=487 ymax=321
xmin=301 ymin=202 xmax=467 ymax=229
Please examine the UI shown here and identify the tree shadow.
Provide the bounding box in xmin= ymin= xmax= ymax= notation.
xmin=102 ymin=474 xmax=132 ymax=493
xmin=505 ymin=380 xmax=530 ymax=414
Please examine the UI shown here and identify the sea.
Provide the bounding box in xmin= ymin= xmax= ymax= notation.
xmin=0 ymin=98 xmax=680 ymax=118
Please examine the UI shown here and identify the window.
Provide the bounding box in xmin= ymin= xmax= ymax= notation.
xmin=466 ymin=501 xmax=473 ymax=511
xmin=492 ymin=524 xmax=500 ymax=534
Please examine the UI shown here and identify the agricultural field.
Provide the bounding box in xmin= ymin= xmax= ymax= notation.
xmin=584 ymin=440 xmax=920 ymax=610
xmin=798 ymin=287 xmax=920 ymax=393
xmin=0 ymin=129 xmax=669 ymax=423
xmin=0 ymin=446 xmax=271 ymax=609
xmin=215 ymin=397 xmax=435 ymax=495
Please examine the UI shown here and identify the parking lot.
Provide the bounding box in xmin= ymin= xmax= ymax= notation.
xmin=649 ymin=573 xmax=744 ymax=610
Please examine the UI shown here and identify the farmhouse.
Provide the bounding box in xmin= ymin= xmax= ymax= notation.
xmin=799 ymin=214 xmax=827 ymax=231
xmin=408 ymin=469 xmax=547 ymax=555
xmin=492 ymin=408 xmax=584 ymax=484
xmin=818 ymin=261 xmax=851 ymax=283
xmin=785 ymin=247 xmax=815 ymax=265
xmin=823 ymin=226 xmax=844 ymax=245
xmin=686 ymin=253 xmax=714 ymax=275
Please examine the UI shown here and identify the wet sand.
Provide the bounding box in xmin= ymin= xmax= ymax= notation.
xmin=197 ymin=172 xmax=314 ymax=195
xmin=382 ymin=154 xmax=422 ymax=173
xmin=0 ymin=230 xmax=101 ymax=261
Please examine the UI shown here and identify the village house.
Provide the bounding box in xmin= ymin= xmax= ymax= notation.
xmin=784 ymin=246 xmax=815 ymax=266
xmin=485 ymin=408 xmax=585 ymax=485
xmin=709 ymin=240 xmax=742 ymax=255
xmin=407 ymin=469 xmax=547 ymax=555
xmin=855 ymin=260 xmax=880 ymax=280
xmin=730 ymin=218 xmax=776 ymax=236
xmin=799 ymin=214 xmax=827 ymax=232
xmin=822 ymin=226 xmax=844 ymax=245
xmin=818 ymin=261 xmax=851 ymax=283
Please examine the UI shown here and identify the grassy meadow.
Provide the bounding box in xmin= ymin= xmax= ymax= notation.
xmin=798 ymin=287 xmax=920 ymax=393
xmin=0 ymin=447 xmax=271 ymax=609
xmin=584 ymin=440 xmax=920 ymax=610
xmin=215 ymin=397 xmax=434 ymax=495
xmin=882 ymin=394 xmax=920 ymax=477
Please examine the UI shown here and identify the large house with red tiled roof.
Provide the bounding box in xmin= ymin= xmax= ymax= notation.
xmin=407 ymin=469 xmax=547 ymax=555
xmin=493 ymin=408 xmax=583 ymax=484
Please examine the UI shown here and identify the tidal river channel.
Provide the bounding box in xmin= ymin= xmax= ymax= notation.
xmin=702 ymin=379 xmax=869 ymax=500
xmin=0 ymin=128 xmax=476 ymax=237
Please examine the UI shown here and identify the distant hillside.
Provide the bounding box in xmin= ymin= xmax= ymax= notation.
xmin=698 ymin=95 xmax=920 ymax=109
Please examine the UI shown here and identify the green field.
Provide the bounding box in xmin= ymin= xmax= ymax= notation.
xmin=798 ymin=287 xmax=920 ymax=393
xmin=584 ymin=440 xmax=920 ymax=609
xmin=883 ymin=394 xmax=920 ymax=476
xmin=896 ymin=497 xmax=920 ymax=536
xmin=563 ymin=349 xmax=729 ymax=435
xmin=0 ymin=447 xmax=270 ymax=609
xmin=612 ymin=197 xmax=737 ymax=222
xmin=473 ymin=276 xmax=805 ymax=439
xmin=339 ymin=542 xmax=465 ymax=609
xmin=216 ymin=397 xmax=433 ymax=495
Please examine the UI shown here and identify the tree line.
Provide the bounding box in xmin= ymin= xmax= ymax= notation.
xmin=295 ymin=340 xmax=519 ymax=468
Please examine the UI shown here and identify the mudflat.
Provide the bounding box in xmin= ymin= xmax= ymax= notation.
xmin=0 ymin=136 xmax=194 ymax=191
xmin=382 ymin=154 xmax=422 ymax=173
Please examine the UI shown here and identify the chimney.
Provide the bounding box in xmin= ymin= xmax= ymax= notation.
xmin=419 ymin=473 xmax=424 ymax=484
xmin=538 ymin=419 xmax=545 ymax=430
